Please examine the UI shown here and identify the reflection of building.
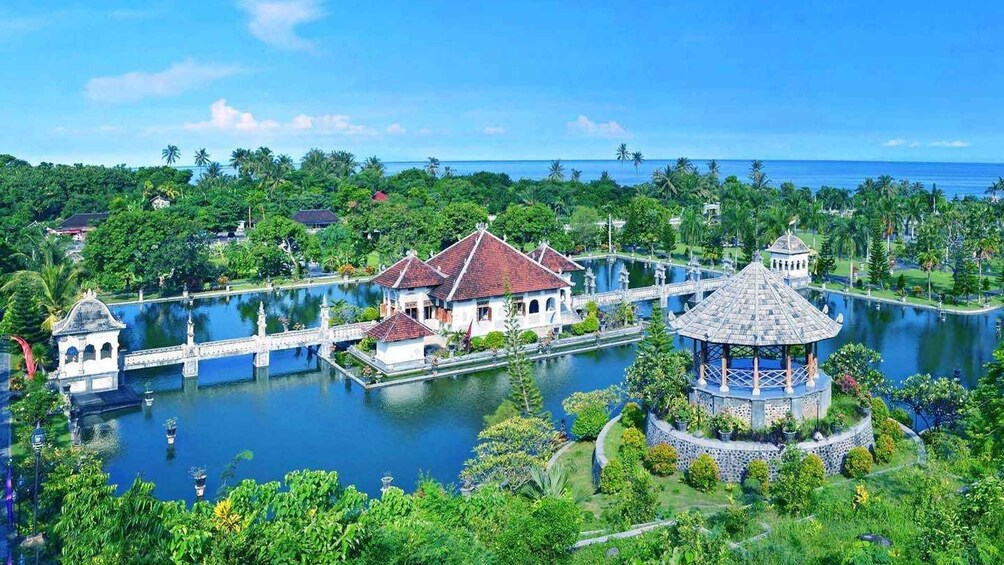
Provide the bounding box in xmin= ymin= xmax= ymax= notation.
xmin=52 ymin=290 xmax=125 ymax=393
xmin=767 ymin=232 xmax=812 ymax=288
xmin=670 ymin=256 xmax=842 ymax=427
xmin=50 ymin=212 xmax=109 ymax=241
xmin=373 ymin=226 xmax=578 ymax=338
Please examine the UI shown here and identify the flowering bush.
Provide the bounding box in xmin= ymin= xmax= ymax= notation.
xmin=337 ymin=264 xmax=356 ymax=277
xmin=836 ymin=374 xmax=862 ymax=398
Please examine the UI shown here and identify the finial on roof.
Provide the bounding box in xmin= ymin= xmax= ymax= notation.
xmin=406 ymin=249 xmax=416 ymax=257
xmin=540 ymin=239 xmax=549 ymax=248
xmin=836 ymin=313 xmax=844 ymax=324
xmin=85 ymin=288 xmax=96 ymax=299
xmin=476 ymin=222 xmax=487 ymax=232
xmin=822 ymin=304 xmax=829 ymax=315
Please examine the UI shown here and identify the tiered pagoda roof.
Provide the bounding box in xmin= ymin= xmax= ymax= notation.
xmin=670 ymin=259 xmax=840 ymax=346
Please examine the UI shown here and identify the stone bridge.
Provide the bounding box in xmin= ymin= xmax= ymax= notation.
xmin=571 ymin=277 xmax=728 ymax=309
xmin=122 ymin=299 xmax=375 ymax=378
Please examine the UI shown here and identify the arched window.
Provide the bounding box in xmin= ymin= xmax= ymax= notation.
xmin=529 ymin=299 xmax=540 ymax=314
xmin=83 ymin=344 xmax=96 ymax=362
xmin=545 ymin=297 xmax=556 ymax=312
xmin=100 ymin=343 xmax=113 ymax=359
xmin=64 ymin=346 xmax=79 ymax=364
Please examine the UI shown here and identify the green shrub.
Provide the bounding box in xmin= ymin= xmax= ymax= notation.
xmin=571 ymin=404 xmax=609 ymax=441
xmin=483 ymin=331 xmax=505 ymax=351
xmin=890 ymin=407 xmax=912 ymax=426
xmin=495 ymin=496 xmax=582 ymax=565
xmin=772 ymin=449 xmax=814 ymax=515
xmin=745 ymin=459 xmax=770 ymax=496
xmin=843 ymin=446 xmax=873 ymax=478
xmin=924 ymin=430 xmax=971 ymax=465
xmin=600 ymin=458 xmax=627 ymax=494
xmin=619 ymin=427 xmax=647 ymax=465
xmin=518 ymin=330 xmax=538 ymax=344
xmin=877 ymin=417 xmax=904 ymax=441
xmin=621 ymin=402 xmax=646 ymax=429
xmin=687 ymin=454 xmax=720 ymax=493
xmin=874 ymin=434 xmax=895 ymax=464
xmin=469 ymin=336 xmax=485 ymax=352
xmin=584 ymin=300 xmax=599 ymax=317
xmin=360 ymin=306 xmax=380 ymax=322
xmin=643 ymin=443 xmax=678 ymax=476
xmin=580 ymin=314 xmax=600 ymax=333
xmin=358 ymin=336 xmax=376 ymax=352
xmin=870 ymin=397 xmax=890 ymax=423
xmin=569 ymin=322 xmax=585 ymax=336
xmin=801 ymin=454 xmax=825 ymax=488
xmin=603 ymin=468 xmax=657 ymax=528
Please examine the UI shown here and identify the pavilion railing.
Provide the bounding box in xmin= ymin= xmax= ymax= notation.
xmin=702 ymin=363 xmax=810 ymax=389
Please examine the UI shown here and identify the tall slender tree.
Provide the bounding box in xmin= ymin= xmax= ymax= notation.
xmin=194 ymin=148 xmax=210 ymax=172
xmin=161 ymin=145 xmax=180 ymax=166
xmin=503 ymin=291 xmax=545 ymax=418
xmin=426 ymin=157 xmax=440 ymax=177
xmin=631 ymin=151 xmax=645 ymax=175
xmin=547 ymin=159 xmax=565 ymax=182
xmin=867 ymin=222 xmax=889 ymax=288
xmin=616 ymin=143 xmax=629 ymax=168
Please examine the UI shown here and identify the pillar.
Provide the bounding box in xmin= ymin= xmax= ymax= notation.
xmin=319 ymin=296 xmax=332 ymax=360
xmin=785 ymin=346 xmax=794 ymax=394
xmin=752 ymin=346 xmax=760 ymax=396
xmin=697 ymin=341 xmax=707 ymax=386
xmin=182 ymin=358 xmax=199 ymax=378
xmin=807 ymin=342 xmax=816 ymax=388
xmin=255 ymin=301 xmax=270 ymax=367
xmin=719 ymin=345 xmax=729 ymax=393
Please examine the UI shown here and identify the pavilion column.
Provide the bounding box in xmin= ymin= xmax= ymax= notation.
xmin=807 ymin=342 xmax=817 ymax=388
xmin=699 ymin=342 xmax=708 ymax=386
xmin=785 ymin=345 xmax=794 ymax=394
xmin=720 ymin=345 xmax=729 ymax=393
xmin=752 ymin=346 xmax=760 ymax=396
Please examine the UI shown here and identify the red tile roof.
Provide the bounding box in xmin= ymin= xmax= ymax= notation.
xmin=427 ymin=228 xmax=570 ymax=302
xmin=528 ymin=243 xmax=584 ymax=274
xmin=373 ymin=191 xmax=389 ymax=201
xmin=372 ymin=253 xmax=445 ymax=289
xmin=366 ymin=312 xmax=435 ymax=342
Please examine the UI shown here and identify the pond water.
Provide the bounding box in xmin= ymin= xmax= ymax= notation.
xmin=92 ymin=258 xmax=1002 ymax=501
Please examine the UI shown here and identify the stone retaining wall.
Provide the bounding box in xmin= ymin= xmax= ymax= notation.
xmin=645 ymin=413 xmax=874 ymax=482
xmin=591 ymin=414 xmax=621 ymax=486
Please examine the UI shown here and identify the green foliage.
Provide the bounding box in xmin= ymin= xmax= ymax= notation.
xmin=561 ymin=386 xmax=620 ymax=416
xmin=0 ymin=276 xmax=47 ymax=344
xmin=569 ymin=313 xmax=599 ymax=335
xmin=686 ymin=453 xmax=720 ymax=493
xmin=518 ymin=330 xmax=538 ymax=344
xmin=643 ymin=443 xmax=678 ymax=476
xmin=360 ymin=306 xmax=380 ymax=322
xmin=570 ymin=404 xmax=608 ymax=441
xmin=745 ymin=459 xmax=770 ymax=496
xmin=502 ymin=292 xmax=546 ymax=418
xmin=868 ymin=221 xmax=889 ymax=288
xmin=876 ymin=417 xmax=904 ymax=441
xmin=891 ymin=373 xmax=968 ymax=431
xmin=890 ymin=406 xmax=912 ymax=426
xmin=604 ymin=468 xmax=658 ymax=528
xmin=965 ymin=342 xmax=1004 ymax=466
xmin=483 ymin=330 xmax=505 ymax=350
xmin=870 ymin=397 xmax=890 ymax=423
xmin=583 ymin=300 xmax=598 ymax=318
xmin=620 ymin=401 xmax=645 ymax=429
xmin=802 ymin=454 xmax=825 ymax=488
xmin=461 ymin=416 xmax=558 ymax=491
xmin=493 ymin=496 xmax=582 ymax=565
xmin=618 ymin=426 xmax=647 ymax=465
xmin=492 ymin=203 xmax=563 ymax=248
xmin=821 ymin=343 xmax=887 ymax=395
xmin=773 ymin=448 xmax=818 ymax=515
xmin=843 ymin=446 xmax=874 ymax=478
xmin=874 ymin=434 xmax=895 ymax=464
xmin=599 ymin=458 xmax=627 ymax=495
xmin=624 ymin=305 xmax=691 ymax=416
xmin=357 ymin=336 xmax=376 ymax=352
xmin=815 ymin=232 xmax=837 ymax=280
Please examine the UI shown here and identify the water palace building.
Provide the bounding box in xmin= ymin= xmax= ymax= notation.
xmin=372 ymin=226 xmax=583 ymax=344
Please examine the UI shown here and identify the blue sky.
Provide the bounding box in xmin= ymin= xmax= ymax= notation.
xmin=1 ymin=1 xmax=1002 ymax=166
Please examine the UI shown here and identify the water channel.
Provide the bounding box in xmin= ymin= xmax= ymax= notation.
xmin=90 ymin=258 xmax=1003 ymax=501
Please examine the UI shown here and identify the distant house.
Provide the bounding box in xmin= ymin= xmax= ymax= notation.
xmin=51 ymin=213 xmax=110 ymax=240
xmin=292 ymin=209 xmax=339 ymax=231
xmin=365 ymin=312 xmax=435 ymax=365
xmin=372 ymin=191 xmax=389 ymax=202
xmin=151 ymin=196 xmax=172 ymax=210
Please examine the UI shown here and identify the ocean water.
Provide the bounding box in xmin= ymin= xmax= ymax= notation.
xmin=175 ymin=159 xmax=1004 ymax=200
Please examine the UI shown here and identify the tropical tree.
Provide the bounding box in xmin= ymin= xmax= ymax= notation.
xmin=426 ymin=157 xmax=440 ymax=177
xmin=918 ymin=249 xmax=940 ymax=300
xmin=161 ymin=145 xmax=180 ymax=166
xmin=631 ymin=151 xmax=645 ymax=175
xmin=547 ymin=159 xmax=564 ymax=182
xmin=652 ymin=166 xmax=679 ymax=202
xmin=194 ymin=148 xmax=210 ymax=172
xmin=229 ymin=148 xmax=251 ymax=176
xmin=674 ymin=157 xmax=694 ymax=174
xmin=706 ymin=159 xmax=720 ymax=180
xmin=570 ymin=169 xmax=582 ymax=183
xmin=362 ymin=156 xmax=385 ymax=177
xmin=867 ymin=222 xmax=889 ymax=288
xmin=749 ymin=160 xmax=769 ymax=190
xmin=616 ymin=143 xmax=629 ymax=168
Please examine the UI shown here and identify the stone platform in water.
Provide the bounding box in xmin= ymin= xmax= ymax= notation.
xmin=73 ymin=387 xmax=142 ymax=415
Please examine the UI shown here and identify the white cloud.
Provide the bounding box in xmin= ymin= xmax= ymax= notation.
xmin=183 ymin=98 xmax=368 ymax=136
xmin=85 ymin=60 xmax=242 ymax=103
xmin=928 ymin=140 xmax=969 ymax=148
xmin=882 ymin=138 xmax=907 ymax=147
xmin=566 ymin=114 xmax=627 ymax=137
xmin=385 ymin=123 xmax=406 ymax=135
xmin=239 ymin=0 xmax=325 ymax=51
xmin=483 ymin=126 xmax=506 ymax=135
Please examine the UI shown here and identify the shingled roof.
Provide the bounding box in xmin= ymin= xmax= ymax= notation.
xmin=768 ymin=232 xmax=810 ymax=254
xmin=292 ymin=209 xmax=338 ymax=226
xmin=365 ymin=312 xmax=435 ymax=342
xmin=372 ymin=252 xmax=445 ymax=289
xmin=58 ymin=213 xmax=109 ymax=231
xmin=528 ymin=242 xmax=584 ymax=274
xmin=670 ymin=259 xmax=841 ymax=346
xmin=52 ymin=292 xmax=126 ymax=336
xmin=426 ymin=227 xmax=570 ymax=302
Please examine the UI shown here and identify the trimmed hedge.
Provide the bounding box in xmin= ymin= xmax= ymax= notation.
xmin=570 ymin=405 xmax=608 ymax=440
xmin=802 ymin=454 xmax=825 ymax=489
xmin=619 ymin=427 xmax=647 ymax=465
xmin=870 ymin=397 xmax=890 ymax=423
xmin=519 ymin=330 xmax=538 ymax=344
xmin=877 ymin=417 xmax=904 ymax=441
xmin=483 ymin=331 xmax=505 ymax=350
xmin=600 ymin=458 xmax=627 ymax=494
xmin=643 ymin=443 xmax=678 ymax=476
xmin=687 ymin=454 xmax=720 ymax=493
xmin=620 ymin=402 xmax=645 ymax=429
xmin=843 ymin=446 xmax=874 ymax=478
xmin=745 ymin=459 xmax=769 ymax=496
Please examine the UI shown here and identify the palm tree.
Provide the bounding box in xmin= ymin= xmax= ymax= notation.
xmin=675 ymin=157 xmax=694 ymax=174
xmin=2 ymin=264 xmax=81 ymax=331
xmin=749 ymin=160 xmax=769 ymax=190
xmin=986 ymin=177 xmax=1004 ymax=203
xmin=631 ymin=151 xmax=644 ymax=175
xmin=570 ymin=169 xmax=582 ymax=183
xmin=518 ymin=464 xmax=570 ymax=500
xmin=194 ymin=148 xmax=210 ymax=172
xmin=426 ymin=157 xmax=440 ymax=177
xmin=918 ymin=249 xmax=940 ymax=300
xmin=706 ymin=159 xmax=720 ymax=179
xmin=443 ymin=166 xmax=455 ymax=178
xmin=652 ymin=166 xmax=679 ymax=201
xmin=362 ymin=156 xmax=385 ymax=177
xmin=615 ymin=144 xmax=629 ymax=168
xmin=230 ymin=148 xmax=250 ymax=176
xmin=206 ymin=162 xmax=223 ymax=180
xmin=162 ymin=145 xmax=180 ymax=166
xmin=547 ymin=159 xmax=565 ymax=181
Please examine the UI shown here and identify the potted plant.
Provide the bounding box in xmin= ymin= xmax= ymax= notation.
xmin=712 ymin=413 xmax=735 ymax=442
xmin=668 ymin=397 xmax=690 ymax=432
xmin=191 ymin=467 xmax=207 ymax=498
xmin=164 ymin=417 xmax=178 ymax=445
xmin=144 ymin=382 xmax=154 ymax=407
xmin=781 ymin=412 xmax=798 ymax=442
xmin=831 ymin=411 xmax=847 ymax=434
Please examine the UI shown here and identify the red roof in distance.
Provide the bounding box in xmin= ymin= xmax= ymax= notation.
xmin=366 ymin=312 xmax=435 ymax=342
xmin=372 ymin=252 xmax=445 ymax=289
xmin=373 ymin=191 xmax=389 ymax=201
xmin=528 ymin=242 xmax=584 ymax=274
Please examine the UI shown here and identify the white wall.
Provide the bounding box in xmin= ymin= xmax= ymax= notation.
xmin=375 ymin=338 xmax=426 ymax=365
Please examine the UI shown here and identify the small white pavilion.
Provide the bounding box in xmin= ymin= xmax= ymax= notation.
xmin=767 ymin=232 xmax=812 ymax=288
xmin=52 ymin=290 xmax=125 ymax=393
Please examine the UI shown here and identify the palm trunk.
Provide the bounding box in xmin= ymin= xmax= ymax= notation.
xmin=927 ymin=272 xmax=932 ymax=301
